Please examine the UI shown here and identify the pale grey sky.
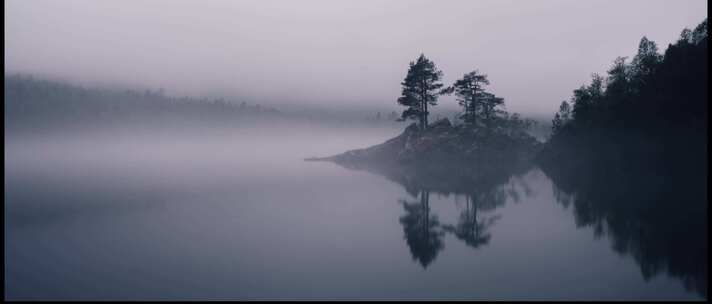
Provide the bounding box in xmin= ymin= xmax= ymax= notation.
xmin=4 ymin=0 xmax=708 ymax=115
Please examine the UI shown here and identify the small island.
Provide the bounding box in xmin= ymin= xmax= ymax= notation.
xmin=307 ymin=54 xmax=542 ymax=183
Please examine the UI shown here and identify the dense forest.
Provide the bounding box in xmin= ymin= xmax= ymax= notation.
xmin=540 ymin=18 xmax=707 ymax=175
xmin=538 ymin=19 xmax=708 ymax=297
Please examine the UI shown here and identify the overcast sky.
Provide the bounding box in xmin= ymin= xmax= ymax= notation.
xmin=5 ymin=0 xmax=708 ymax=115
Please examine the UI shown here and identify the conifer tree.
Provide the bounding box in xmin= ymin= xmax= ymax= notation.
xmin=397 ymin=54 xmax=446 ymax=130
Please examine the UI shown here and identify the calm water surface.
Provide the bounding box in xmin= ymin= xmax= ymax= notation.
xmin=4 ymin=125 xmax=706 ymax=300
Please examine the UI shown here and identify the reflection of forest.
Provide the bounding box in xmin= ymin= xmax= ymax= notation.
xmin=542 ymin=160 xmax=707 ymax=298
xmin=334 ymin=154 xmax=707 ymax=298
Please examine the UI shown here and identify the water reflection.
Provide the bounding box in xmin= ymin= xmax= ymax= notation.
xmin=4 ymin=173 xmax=168 ymax=229
xmin=8 ymin=125 xmax=705 ymax=299
xmin=333 ymin=156 xmax=706 ymax=298
xmin=541 ymin=160 xmax=708 ymax=298
xmin=333 ymin=159 xmax=532 ymax=267
xmin=398 ymin=190 xmax=445 ymax=268
xmin=441 ymin=195 xmax=500 ymax=249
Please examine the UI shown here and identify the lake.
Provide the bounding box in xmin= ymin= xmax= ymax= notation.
xmin=4 ymin=124 xmax=707 ymax=300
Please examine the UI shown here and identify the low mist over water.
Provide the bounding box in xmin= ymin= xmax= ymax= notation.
xmin=5 ymin=123 xmax=705 ymax=300
xmin=4 ymin=0 xmax=707 ymax=301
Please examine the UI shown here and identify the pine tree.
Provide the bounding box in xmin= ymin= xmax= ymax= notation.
xmin=447 ymin=70 xmax=503 ymax=130
xmin=397 ymin=54 xmax=446 ymax=130
xmin=630 ymin=37 xmax=663 ymax=91
xmin=551 ymin=100 xmax=572 ymax=134
xmin=450 ymin=70 xmax=488 ymax=127
xmin=479 ymin=92 xmax=505 ymax=130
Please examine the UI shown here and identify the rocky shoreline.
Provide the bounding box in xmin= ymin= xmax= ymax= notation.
xmin=306 ymin=118 xmax=542 ymax=194
xmin=307 ymin=118 xmax=541 ymax=166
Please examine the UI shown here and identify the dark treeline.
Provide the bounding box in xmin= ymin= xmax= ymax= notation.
xmin=539 ymin=19 xmax=708 ymax=297
xmin=540 ymin=18 xmax=708 ymax=175
xmin=4 ymin=74 xmax=281 ymax=132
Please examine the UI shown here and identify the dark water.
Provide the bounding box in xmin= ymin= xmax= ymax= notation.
xmin=4 ymin=125 xmax=707 ymax=300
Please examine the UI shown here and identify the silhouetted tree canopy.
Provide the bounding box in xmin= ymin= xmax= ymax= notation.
xmin=544 ymin=18 xmax=707 ymax=161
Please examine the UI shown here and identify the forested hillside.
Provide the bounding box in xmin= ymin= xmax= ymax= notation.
xmin=4 ymin=74 xmax=281 ymax=132
xmin=540 ymin=19 xmax=707 ymax=176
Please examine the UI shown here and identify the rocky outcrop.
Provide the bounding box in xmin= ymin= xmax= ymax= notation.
xmin=307 ymin=118 xmax=541 ymax=167
xmin=305 ymin=118 xmax=542 ymax=196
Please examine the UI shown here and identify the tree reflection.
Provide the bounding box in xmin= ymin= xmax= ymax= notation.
xmin=393 ymin=170 xmax=523 ymax=267
xmin=442 ymin=195 xmax=501 ymax=249
xmin=333 ymin=158 xmax=532 ymax=267
xmin=322 ymin=145 xmax=706 ymax=297
xmin=398 ymin=190 xmax=445 ymax=268
xmin=542 ymin=160 xmax=708 ymax=298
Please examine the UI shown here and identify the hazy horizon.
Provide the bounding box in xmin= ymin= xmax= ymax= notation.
xmin=4 ymin=1 xmax=708 ymax=300
xmin=5 ymin=0 xmax=707 ymax=116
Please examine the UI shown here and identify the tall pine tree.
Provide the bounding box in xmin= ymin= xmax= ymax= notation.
xmin=397 ymin=54 xmax=446 ymax=130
